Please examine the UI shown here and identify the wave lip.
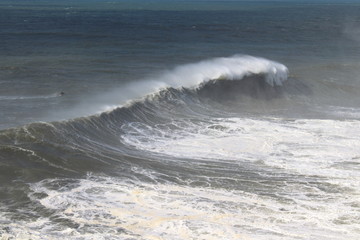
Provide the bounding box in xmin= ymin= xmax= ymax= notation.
xmin=163 ymin=55 xmax=289 ymax=89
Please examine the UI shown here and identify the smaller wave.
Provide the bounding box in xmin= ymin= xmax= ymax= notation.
xmin=0 ymin=93 xmax=64 ymax=101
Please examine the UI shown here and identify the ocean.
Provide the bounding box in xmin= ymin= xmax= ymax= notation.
xmin=1 ymin=0 xmax=360 ymax=239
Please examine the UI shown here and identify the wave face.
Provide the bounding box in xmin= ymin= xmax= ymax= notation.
xmin=1 ymin=56 xmax=360 ymax=240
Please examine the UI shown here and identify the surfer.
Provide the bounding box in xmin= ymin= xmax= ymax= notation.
xmin=58 ymin=91 xmax=65 ymax=96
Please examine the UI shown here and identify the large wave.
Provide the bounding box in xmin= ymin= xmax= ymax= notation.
xmin=0 ymin=55 xmax=291 ymax=183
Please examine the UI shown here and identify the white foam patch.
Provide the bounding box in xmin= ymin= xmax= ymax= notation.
xmin=121 ymin=117 xmax=360 ymax=189
xmin=120 ymin=115 xmax=360 ymax=239
xmin=1 ymin=173 xmax=357 ymax=240
xmin=3 ymin=117 xmax=360 ymax=239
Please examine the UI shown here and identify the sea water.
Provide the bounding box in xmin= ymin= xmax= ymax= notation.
xmin=0 ymin=0 xmax=360 ymax=239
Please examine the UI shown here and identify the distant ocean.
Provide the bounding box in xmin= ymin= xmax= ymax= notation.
xmin=1 ymin=1 xmax=360 ymax=239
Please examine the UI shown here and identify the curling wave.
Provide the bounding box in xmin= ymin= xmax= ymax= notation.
xmin=0 ymin=55 xmax=291 ymax=184
xmin=159 ymin=54 xmax=288 ymax=88
xmin=65 ymin=55 xmax=289 ymax=119
xmin=50 ymin=55 xmax=289 ymax=123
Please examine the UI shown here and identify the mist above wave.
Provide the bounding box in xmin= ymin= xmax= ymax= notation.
xmin=161 ymin=54 xmax=288 ymax=88
xmin=58 ymin=55 xmax=289 ymax=120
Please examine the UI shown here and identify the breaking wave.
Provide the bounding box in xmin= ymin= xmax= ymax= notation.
xmin=6 ymin=55 xmax=356 ymax=240
xmin=0 ymin=55 xmax=293 ymax=183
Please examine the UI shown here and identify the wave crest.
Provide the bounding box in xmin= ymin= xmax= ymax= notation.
xmin=162 ymin=55 xmax=288 ymax=88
